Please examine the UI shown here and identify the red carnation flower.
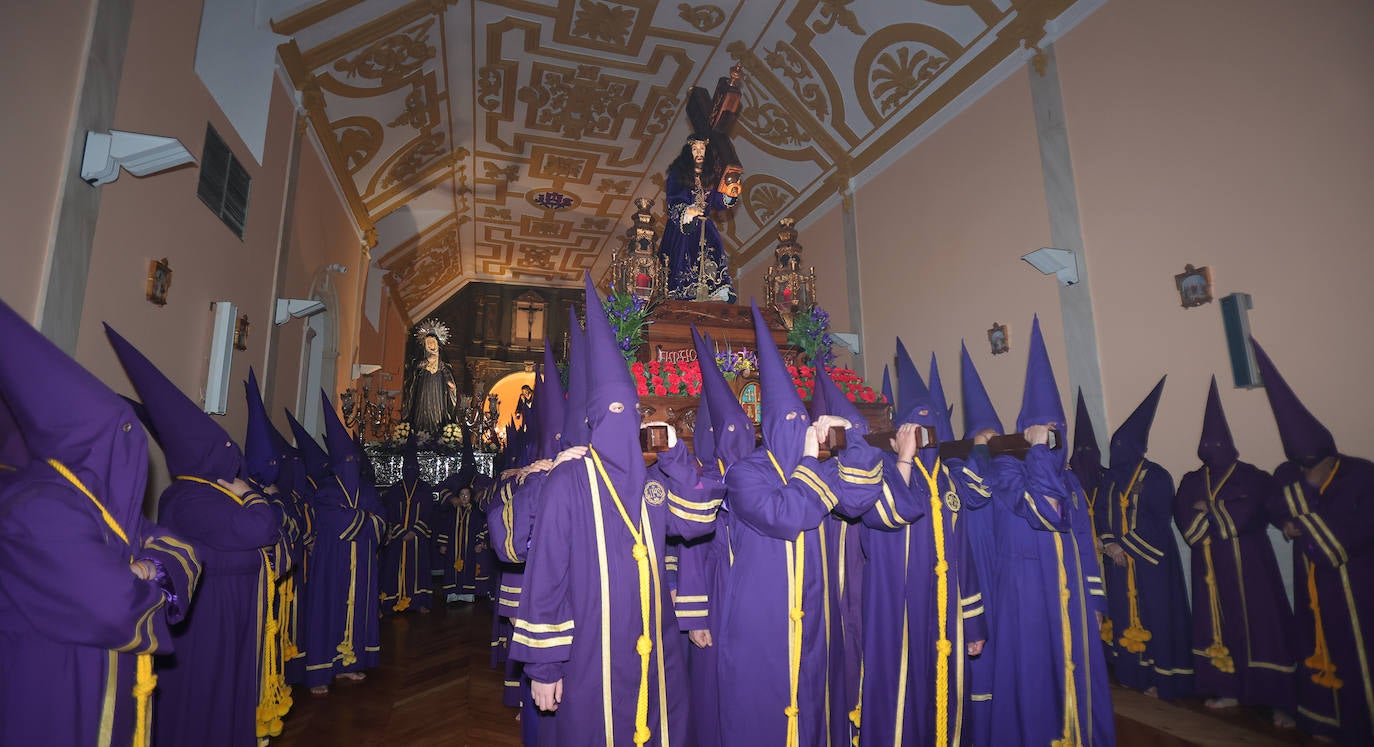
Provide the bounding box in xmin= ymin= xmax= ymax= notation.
xmin=861 ymin=390 xmax=876 ymax=403
xmin=631 ymin=362 xmax=644 ymax=375
xmin=796 ymin=387 xmax=807 ymax=398
xmin=653 ymin=384 xmax=668 ymax=397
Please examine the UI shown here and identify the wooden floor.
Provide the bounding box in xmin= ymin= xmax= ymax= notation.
xmin=269 ymin=598 xmax=1320 ymax=747
xmin=272 ymin=598 xmax=522 ymax=747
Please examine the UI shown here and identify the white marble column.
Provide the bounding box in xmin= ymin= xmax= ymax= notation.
xmin=1029 ymin=46 xmax=1109 ymax=446
xmin=838 ymin=179 xmax=866 ymax=378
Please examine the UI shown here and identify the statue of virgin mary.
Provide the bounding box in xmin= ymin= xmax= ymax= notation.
xmin=402 ymin=319 xmax=459 ymax=435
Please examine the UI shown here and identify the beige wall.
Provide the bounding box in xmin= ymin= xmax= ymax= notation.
xmin=854 ymin=67 xmax=1060 ymax=429
xmin=1055 ymin=0 xmax=1374 ymax=475
xmin=0 ymin=0 xmax=96 ymax=319
xmin=836 ymin=0 xmax=1373 ymax=482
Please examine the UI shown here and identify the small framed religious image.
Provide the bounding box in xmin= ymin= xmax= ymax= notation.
xmin=146 ymin=258 xmax=172 ymax=306
xmin=234 ymin=314 xmax=250 ymax=351
xmin=988 ymin=322 xmax=1010 ymax=355
xmin=1175 ymin=264 xmax=1214 ymax=308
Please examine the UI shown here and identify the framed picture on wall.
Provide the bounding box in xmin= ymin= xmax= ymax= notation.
xmin=1175 ymin=264 xmax=1214 ymax=308
xmin=234 ymin=314 xmax=250 ymax=351
xmin=987 ymin=322 xmax=1009 ymax=355
xmin=146 ymin=258 xmax=172 ymax=306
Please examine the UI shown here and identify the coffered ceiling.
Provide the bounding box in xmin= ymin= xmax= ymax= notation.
xmin=271 ymin=0 xmax=1100 ymax=323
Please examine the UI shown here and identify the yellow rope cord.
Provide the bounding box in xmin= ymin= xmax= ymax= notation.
xmin=336 ymin=477 xmax=359 ymax=667
xmin=590 ymin=449 xmax=654 ymax=745
xmin=913 ymin=457 xmax=951 ymax=747
xmin=256 ymin=548 xmax=286 ymax=737
xmin=1303 ymin=461 xmax=1343 ymax=690
xmin=1201 ymin=464 xmax=1237 ymax=673
xmin=1116 ymin=462 xmax=1151 ymax=653
xmin=174 ymin=475 xmax=247 ymax=505
xmin=46 ymin=460 xmax=158 ymax=746
xmin=393 ymin=481 xmax=417 ymax=612
xmin=1051 ymin=532 xmax=1081 ymax=747
xmin=765 ymin=452 xmax=806 ymax=747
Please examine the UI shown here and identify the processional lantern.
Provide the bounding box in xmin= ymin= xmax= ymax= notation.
xmin=764 ymin=217 xmax=816 ymax=330
xmin=609 ymin=196 xmax=669 ymax=303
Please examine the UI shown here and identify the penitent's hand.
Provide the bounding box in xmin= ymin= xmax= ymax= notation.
xmin=130 ymin=559 xmax=158 ymax=581
xmin=803 ymin=423 xmax=821 ymax=460
xmin=554 ymin=446 xmax=588 ymax=467
xmin=894 ymin=423 xmax=921 ymax=463
xmin=967 ymin=640 xmax=986 ymax=657
xmin=217 ymin=477 xmax=255 ymax=498
xmin=531 ymin=679 xmax=563 ymax=712
xmin=689 ymin=629 xmax=713 ymax=649
xmin=1103 ymin=542 xmax=1127 ymax=567
xmin=1023 ymin=425 xmax=1051 ymax=447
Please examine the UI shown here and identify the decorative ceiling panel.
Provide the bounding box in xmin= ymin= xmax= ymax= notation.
xmin=275 ymin=0 xmax=1098 ymax=321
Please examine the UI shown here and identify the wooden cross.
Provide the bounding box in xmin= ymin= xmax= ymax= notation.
xmin=684 ymin=64 xmax=745 ymax=194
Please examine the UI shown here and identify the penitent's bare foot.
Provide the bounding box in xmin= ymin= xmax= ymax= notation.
xmin=1272 ymin=710 xmax=1296 ymax=729
xmin=1205 ymin=697 xmax=1239 ymax=710
xmin=1143 ymin=686 xmax=1158 ymax=698
xmin=337 ymin=672 xmax=366 ymax=682
xmin=309 ymin=685 xmax=328 ymax=696
xmin=419 ymin=607 xmax=431 ymax=614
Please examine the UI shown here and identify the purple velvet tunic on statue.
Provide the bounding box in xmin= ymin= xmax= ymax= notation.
xmin=660 ymin=163 xmax=736 ymax=303
xmin=1175 ymin=462 xmax=1295 ymax=709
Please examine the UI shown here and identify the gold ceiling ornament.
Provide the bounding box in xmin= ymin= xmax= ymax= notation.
xmin=485 ymin=207 xmax=513 ymax=220
xmin=571 ymin=0 xmax=637 ymax=45
xmin=677 ymin=4 xmax=725 ymax=32
xmin=812 ymin=0 xmax=866 ymax=36
xmin=517 ymin=63 xmax=643 ymax=141
xmin=483 ymin=161 xmax=520 ymax=183
xmin=476 ymin=64 xmax=508 ymax=112
xmin=519 ymin=246 xmax=560 ymax=269
xmin=598 ymin=178 xmax=632 ymax=195
xmin=764 ymin=217 xmax=817 ymax=330
xmin=764 ymin=40 xmax=831 ymax=122
xmin=742 ymin=174 xmax=798 ymax=229
xmin=582 ymin=216 xmax=611 ymax=230
xmin=333 ymin=18 xmax=437 ymax=83
xmin=330 ymin=116 xmax=384 ymax=173
xmin=375 ymin=132 xmax=447 ymax=192
xmin=870 ymin=45 xmax=949 ymax=115
xmin=386 ymin=76 xmax=440 ymax=129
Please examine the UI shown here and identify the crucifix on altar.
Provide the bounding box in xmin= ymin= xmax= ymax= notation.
xmin=656 ymin=64 xmax=747 ymax=303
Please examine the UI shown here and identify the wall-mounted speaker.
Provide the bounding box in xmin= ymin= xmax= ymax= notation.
xmin=205 ymin=300 xmax=238 ymax=414
xmin=1219 ymin=292 xmax=1260 ymax=388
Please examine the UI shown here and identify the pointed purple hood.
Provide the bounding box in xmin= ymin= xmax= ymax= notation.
xmin=959 ymin=342 xmax=1003 ymax=439
xmin=894 ymin=338 xmax=937 ymax=429
xmin=244 ymin=367 xmax=280 ymax=486
xmin=807 ymin=362 xmax=830 ymax=422
xmin=536 ymin=343 xmax=567 ymax=460
xmin=1252 ymin=338 xmax=1335 ymax=467
xmin=321 ymin=392 xmax=361 ymax=500
xmin=815 ymin=363 xmax=870 ymax=436
xmin=285 ymin=409 xmax=330 ymax=483
xmin=697 ymin=330 xmax=754 ymax=466
xmin=583 ymin=274 xmax=645 ymax=490
xmin=0 ymin=300 xmax=147 ymax=533
xmin=881 ymin=365 xmax=893 ymax=408
xmin=1198 ymin=376 xmax=1239 ymax=469
xmin=1016 ymin=316 xmax=1067 ymax=468
xmin=927 ymin=354 xmax=956 ymax=443
xmin=753 ymin=299 xmax=808 ymax=470
xmin=105 ymin=323 xmax=242 ymax=481
xmin=690 ymin=328 xmax=717 ymax=465
xmin=1071 ymin=389 xmax=1102 ymax=480
xmin=562 ymin=305 xmax=590 ymax=447
xmin=1109 ymin=376 xmax=1166 ymax=469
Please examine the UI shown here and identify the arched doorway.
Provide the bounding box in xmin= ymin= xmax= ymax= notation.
xmin=484 ymin=370 xmax=537 ymax=438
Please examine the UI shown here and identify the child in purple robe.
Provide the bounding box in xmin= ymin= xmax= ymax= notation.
xmin=380 ymin=434 xmax=435 ymax=613
xmin=0 ymin=300 xmax=201 ymax=747
xmin=1253 ymin=339 xmax=1374 ymax=745
xmin=988 ymin=316 xmax=1115 ymax=747
xmin=105 ymin=325 xmax=285 ymax=747
xmin=1099 ymin=377 xmax=1194 ymax=700
xmin=440 ymin=482 xmax=487 ymax=603
xmin=301 ymin=393 xmax=386 ymax=695
xmin=1174 ymin=376 xmax=1296 ymax=726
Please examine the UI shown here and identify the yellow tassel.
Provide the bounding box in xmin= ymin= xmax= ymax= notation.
xmin=914 ymin=459 xmax=951 ymax=747
xmin=1200 ymin=538 xmax=1235 ymax=673
xmin=1304 ymin=559 xmax=1343 ymax=689
xmin=1117 ymin=476 xmax=1152 ymax=654
xmin=132 ymin=654 xmax=156 ymax=747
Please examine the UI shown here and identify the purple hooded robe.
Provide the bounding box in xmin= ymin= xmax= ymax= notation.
xmin=0 ymin=300 xmax=201 ymax=747
xmin=715 ymin=301 xmax=884 ymax=747
xmin=1174 ymin=376 xmax=1295 ymax=712
xmin=510 ymin=275 xmax=717 ymax=745
xmin=105 ymin=324 xmax=283 ymax=747
xmin=1099 ymin=376 xmax=1194 ymax=700
xmin=987 ymin=316 xmax=1114 ymax=747
xmin=301 ymin=394 xmax=386 ymax=689
xmin=380 ymin=434 xmax=435 ymax=613
xmin=1253 ymin=339 xmax=1374 ymax=745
